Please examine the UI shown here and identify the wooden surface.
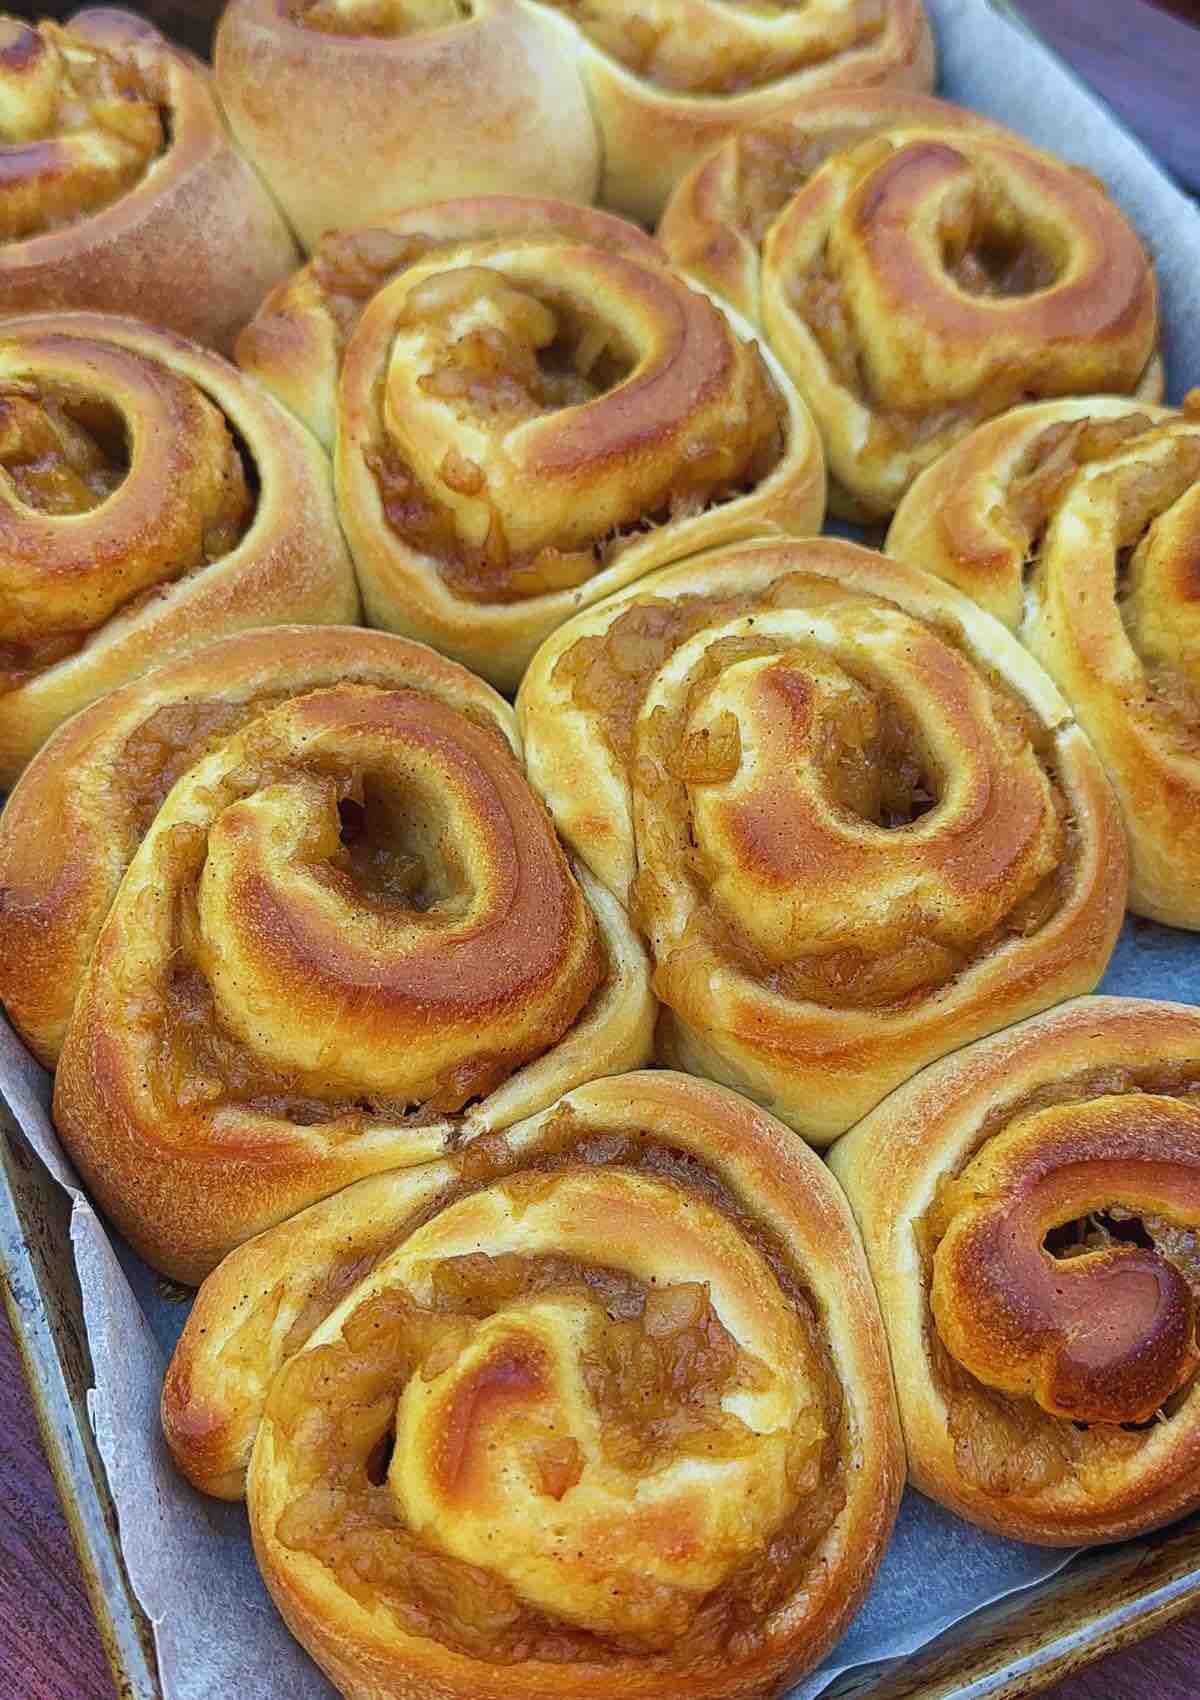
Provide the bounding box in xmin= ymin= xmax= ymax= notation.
xmin=4 ymin=2 xmax=1200 ymax=1699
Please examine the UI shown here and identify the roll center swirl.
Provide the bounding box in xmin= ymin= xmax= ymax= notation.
xmin=357 ymin=241 xmax=784 ymax=603
xmin=175 ymin=685 xmax=604 ymax=1108
xmin=931 ymin=1097 xmax=1200 ymax=1425
xmin=0 ymin=15 xmax=165 ymax=240
xmin=0 ymin=331 xmax=254 ymax=692
xmin=268 ymin=1166 xmax=824 ymax=1652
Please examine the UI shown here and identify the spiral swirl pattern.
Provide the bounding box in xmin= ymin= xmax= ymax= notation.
xmin=518 ymin=538 xmax=1126 ymax=1141
xmin=0 ymin=313 xmax=357 ymax=783
xmin=831 ymin=996 xmax=1200 ymax=1545
xmin=217 ymin=0 xmax=930 ymax=237
xmin=46 ymin=632 xmax=652 ymax=1281
xmin=238 ymin=196 xmax=664 ymax=451
xmin=888 ymin=393 xmax=1200 ymax=929
xmin=0 ymin=12 xmax=162 ymax=239
xmin=665 ymin=103 xmax=1161 ymax=518
xmin=659 ymin=89 xmax=994 ymax=325
xmin=0 ymin=10 xmax=297 ymax=351
xmin=316 ymin=225 xmax=821 ymax=688
xmin=164 ymin=1071 xmax=902 ymax=1699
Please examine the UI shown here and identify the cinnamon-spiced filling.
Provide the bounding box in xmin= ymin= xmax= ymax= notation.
xmin=0 ymin=18 xmax=167 ymax=240
xmin=289 ymin=0 xmax=468 ymax=36
xmin=288 ymin=0 xmax=887 ymax=90
xmin=1012 ymin=419 xmax=1200 ymax=752
xmin=263 ymin=1124 xmax=846 ymax=1663
xmin=370 ymin=270 xmax=785 ymax=604
xmin=139 ymin=747 xmax=607 ymax=1123
xmin=556 ymin=572 xmax=1077 ymax=1010
xmin=0 ymin=379 xmax=255 ymax=695
xmin=918 ymin=1065 xmax=1200 ymax=1497
xmin=545 ymin=0 xmax=886 ymax=95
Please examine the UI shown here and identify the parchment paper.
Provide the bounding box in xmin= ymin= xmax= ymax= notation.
xmin=3 ymin=2 xmax=1200 ymax=1696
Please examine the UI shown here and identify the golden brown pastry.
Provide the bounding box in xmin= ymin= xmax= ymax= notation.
xmin=44 ymin=628 xmax=653 ymax=1281
xmin=517 ymin=537 xmax=1127 ymax=1142
xmin=213 ymin=0 xmax=602 ymax=250
xmin=543 ymin=0 xmax=934 ymax=224
xmin=830 ymin=996 xmax=1200 ymax=1546
xmin=887 ymin=394 xmax=1200 ymax=930
xmin=237 ymin=196 xmax=666 ymax=451
xmin=0 ymin=312 xmax=357 ymax=784
xmin=659 ymin=89 xmax=992 ymax=324
xmin=240 ymin=205 xmax=824 ymax=690
xmin=163 ymin=1070 xmax=904 ymax=1699
xmin=0 ymin=10 xmax=298 ymax=353
xmin=660 ymin=95 xmax=1161 ymax=519
xmin=215 ymin=0 xmax=932 ymax=240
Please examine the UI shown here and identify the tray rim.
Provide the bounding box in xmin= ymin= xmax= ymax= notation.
xmin=2 ymin=1 xmax=1200 ymax=1697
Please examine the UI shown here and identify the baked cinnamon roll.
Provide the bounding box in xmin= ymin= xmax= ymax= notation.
xmin=661 ymin=96 xmax=1161 ymax=519
xmin=237 ymin=197 xmax=665 ymax=451
xmin=831 ymin=996 xmax=1200 ymax=1546
xmin=164 ymin=1070 xmax=903 ymax=1698
xmin=0 ymin=312 xmax=356 ymax=783
xmin=888 ymin=394 xmax=1200 ymax=929
xmin=244 ymin=211 xmax=823 ymax=690
xmin=518 ymin=538 xmax=1126 ymax=1141
xmin=215 ymin=0 xmax=932 ymax=239
xmin=544 ymin=0 xmax=934 ymax=223
xmin=39 ymin=628 xmax=652 ymax=1280
xmin=214 ymin=0 xmax=602 ymax=249
xmin=0 ymin=10 xmax=297 ymax=352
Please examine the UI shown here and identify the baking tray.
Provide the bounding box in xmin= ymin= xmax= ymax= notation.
xmin=3 ymin=1 xmax=1200 ymax=1697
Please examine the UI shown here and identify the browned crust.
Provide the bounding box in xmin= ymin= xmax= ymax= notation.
xmin=829 ymin=996 xmax=1200 ymax=1546
xmin=887 ymin=398 xmax=1200 ymax=928
xmin=164 ymin=1069 xmax=903 ymax=1700
xmin=0 ymin=310 xmax=358 ymax=785
xmin=0 ymin=10 xmax=298 ymax=353
xmin=583 ymin=0 xmax=936 ymax=223
xmin=0 ymin=624 xmax=517 ymax=1067
xmin=659 ymin=88 xmax=989 ymax=321
xmin=517 ymin=537 xmax=1128 ymax=1141
xmin=214 ymin=0 xmax=600 ymax=250
xmin=332 ymin=241 xmax=823 ymax=690
xmin=236 ymin=196 xmax=666 ymax=449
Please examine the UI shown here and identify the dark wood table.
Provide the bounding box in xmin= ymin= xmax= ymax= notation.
xmin=4 ymin=2 xmax=1200 ymax=1698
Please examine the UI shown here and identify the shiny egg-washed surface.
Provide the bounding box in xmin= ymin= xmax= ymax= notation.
xmin=831 ymin=997 xmax=1200 ymax=1546
xmin=163 ymin=1071 xmax=903 ymax=1700
xmin=519 ymin=537 xmax=1126 ymax=1142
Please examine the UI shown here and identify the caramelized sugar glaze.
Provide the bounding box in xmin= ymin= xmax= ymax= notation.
xmin=239 ymin=199 xmax=824 ymax=691
xmin=164 ymin=1072 xmax=903 ymax=1699
xmin=659 ymin=93 xmax=1160 ymax=518
xmin=888 ymin=394 xmax=1200 ymax=927
xmin=1 ymin=627 xmax=652 ymax=1280
xmin=831 ymin=999 xmax=1200 ymax=1545
xmin=518 ymin=538 xmax=1126 ymax=1143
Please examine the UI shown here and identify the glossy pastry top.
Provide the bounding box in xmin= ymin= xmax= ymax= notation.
xmin=831 ymin=997 xmax=1200 ymax=1545
xmin=164 ymin=1070 xmax=903 ymax=1700
xmin=659 ymin=89 xmax=993 ymax=319
xmin=0 ymin=12 xmax=164 ymax=241
xmin=283 ymin=209 xmax=824 ymax=688
xmin=886 ymin=393 xmax=1200 ymax=928
xmin=663 ymin=94 xmax=1160 ymax=517
xmin=238 ymin=196 xmax=663 ymax=448
xmin=518 ymin=537 xmax=1126 ymax=1140
xmin=45 ymin=631 xmax=653 ymax=1281
xmin=0 ymin=625 xmax=521 ymax=1067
